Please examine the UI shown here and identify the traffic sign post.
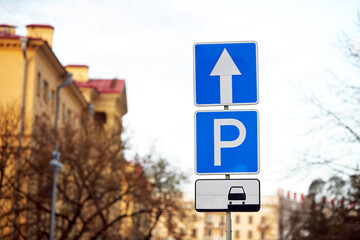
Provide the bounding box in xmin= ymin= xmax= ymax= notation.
xmin=192 ymin=41 xmax=260 ymax=240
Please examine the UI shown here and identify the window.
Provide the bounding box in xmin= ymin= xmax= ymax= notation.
xmin=248 ymin=230 xmax=253 ymax=239
xmin=65 ymin=109 xmax=69 ymax=121
xmin=37 ymin=73 xmax=41 ymax=96
xmin=62 ymin=103 xmax=66 ymax=122
xmin=248 ymin=215 xmax=253 ymax=224
xmin=192 ymin=214 xmax=197 ymax=221
xmin=43 ymin=81 xmax=48 ymax=103
xmin=235 ymin=230 xmax=240 ymax=239
xmin=50 ymin=90 xmax=55 ymax=111
xmin=67 ymin=109 xmax=74 ymax=126
xmin=261 ymin=230 xmax=265 ymax=240
xmin=94 ymin=112 xmax=107 ymax=126
xmin=40 ymin=79 xmax=44 ymax=91
xmin=192 ymin=229 xmax=197 ymax=237
xmin=261 ymin=216 xmax=266 ymax=223
xmin=220 ymin=215 xmax=225 ymax=225
xmin=206 ymin=214 xmax=213 ymax=224
xmin=207 ymin=229 xmax=212 ymax=236
xmin=235 ymin=215 xmax=240 ymax=224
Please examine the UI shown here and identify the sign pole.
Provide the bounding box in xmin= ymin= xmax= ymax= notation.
xmin=226 ymin=174 xmax=232 ymax=240
xmin=224 ymin=105 xmax=232 ymax=240
xmin=194 ymin=42 xmax=259 ymax=238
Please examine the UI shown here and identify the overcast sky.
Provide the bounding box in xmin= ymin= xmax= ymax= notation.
xmin=1 ymin=0 xmax=360 ymax=198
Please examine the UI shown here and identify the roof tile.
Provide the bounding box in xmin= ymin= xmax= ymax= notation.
xmin=74 ymin=79 xmax=125 ymax=94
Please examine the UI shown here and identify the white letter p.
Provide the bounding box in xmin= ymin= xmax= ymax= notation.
xmin=214 ymin=119 xmax=246 ymax=166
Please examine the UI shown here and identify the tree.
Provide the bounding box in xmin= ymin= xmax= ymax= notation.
xmin=292 ymin=13 xmax=360 ymax=177
xmin=0 ymin=113 xmax=149 ymax=239
xmin=135 ymin=154 xmax=188 ymax=240
xmin=23 ymin=118 xmax=153 ymax=240
xmin=285 ymin=13 xmax=360 ymax=240
xmin=0 ymin=103 xmax=19 ymax=195
xmin=287 ymin=175 xmax=360 ymax=240
xmin=0 ymin=104 xmax=189 ymax=239
xmin=0 ymin=103 xmax=25 ymax=239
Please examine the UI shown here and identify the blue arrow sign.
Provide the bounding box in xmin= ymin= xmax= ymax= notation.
xmin=195 ymin=110 xmax=259 ymax=174
xmin=194 ymin=42 xmax=258 ymax=106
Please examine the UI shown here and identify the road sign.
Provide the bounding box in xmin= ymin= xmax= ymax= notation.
xmin=195 ymin=179 xmax=260 ymax=212
xmin=194 ymin=41 xmax=258 ymax=106
xmin=195 ymin=110 xmax=259 ymax=175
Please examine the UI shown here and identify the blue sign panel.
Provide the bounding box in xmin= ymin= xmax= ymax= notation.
xmin=195 ymin=110 xmax=259 ymax=174
xmin=194 ymin=42 xmax=258 ymax=106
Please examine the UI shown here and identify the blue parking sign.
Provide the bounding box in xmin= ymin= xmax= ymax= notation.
xmin=195 ymin=110 xmax=259 ymax=174
xmin=194 ymin=42 xmax=258 ymax=106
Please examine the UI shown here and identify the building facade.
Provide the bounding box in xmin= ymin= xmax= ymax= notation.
xmin=150 ymin=195 xmax=301 ymax=240
xmin=0 ymin=23 xmax=128 ymax=239
xmin=191 ymin=196 xmax=280 ymax=240
xmin=0 ymin=23 xmax=127 ymax=134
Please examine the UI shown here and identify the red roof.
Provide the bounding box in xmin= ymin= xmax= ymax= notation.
xmin=0 ymin=24 xmax=16 ymax=28
xmin=0 ymin=31 xmax=20 ymax=39
xmin=65 ymin=64 xmax=89 ymax=68
xmin=75 ymin=79 xmax=125 ymax=94
xmin=0 ymin=31 xmax=42 ymax=41
xmin=26 ymin=24 xmax=54 ymax=29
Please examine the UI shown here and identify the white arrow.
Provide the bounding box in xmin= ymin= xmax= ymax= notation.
xmin=210 ymin=48 xmax=241 ymax=104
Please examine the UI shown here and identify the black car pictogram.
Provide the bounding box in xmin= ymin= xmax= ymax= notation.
xmin=228 ymin=186 xmax=246 ymax=207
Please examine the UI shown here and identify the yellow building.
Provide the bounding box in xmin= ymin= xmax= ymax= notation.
xmin=65 ymin=64 xmax=127 ymax=128
xmin=0 ymin=23 xmax=128 ymax=238
xmin=0 ymin=24 xmax=86 ymax=131
xmin=149 ymin=200 xmax=203 ymax=240
xmin=0 ymin=23 xmax=127 ymax=135
xmin=149 ymin=196 xmax=280 ymax=240
xmin=182 ymin=195 xmax=301 ymax=240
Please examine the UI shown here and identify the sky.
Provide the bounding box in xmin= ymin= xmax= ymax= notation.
xmin=1 ymin=0 xmax=360 ymax=198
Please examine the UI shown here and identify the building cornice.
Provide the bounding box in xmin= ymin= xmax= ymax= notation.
xmin=37 ymin=42 xmax=88 ymax=108
xmin=69 ymin=83 xmax=88 ymax=107
xmin=26 ymin=24 xmax=54 ymax=29
xmin=38 ymin=41 xmax=65 ymax=76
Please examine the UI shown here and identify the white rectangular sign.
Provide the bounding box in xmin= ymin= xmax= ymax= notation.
xmin=195 ymin=179 xmax=260 ymax=212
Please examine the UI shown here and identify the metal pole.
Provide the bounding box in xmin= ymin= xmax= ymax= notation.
xmin=12 ymin=37 xmax=28 ymax=240
xmin=224 ymin=105 xmax=231 ymax=240
xmin=226 ymin=174 xmax=232 ymax=240
xmin=49 ymin=73 xmax=72 ymax=240
xmin=49 ymin=150 xmax=62 ymax=240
